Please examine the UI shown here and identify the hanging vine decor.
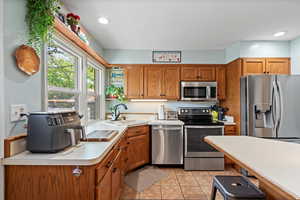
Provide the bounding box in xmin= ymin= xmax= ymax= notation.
xmin=25 ymin=0 xmax=60 ymax=53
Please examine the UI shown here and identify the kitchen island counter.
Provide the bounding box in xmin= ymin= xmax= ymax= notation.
xmin=205 ymin=136 xmax=300 ymax=200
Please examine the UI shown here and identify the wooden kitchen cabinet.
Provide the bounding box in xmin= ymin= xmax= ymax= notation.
xmin=144 ymin=65 xmax=180 ymax=99
xmin=181 ymin=65 xmax=216 ymax=81
xmin=111 ymin=150 xmax=123 ymax=200
xmin=216 ymin=66 xmax=226 ymax=100
xmin=144 ymin=66 xmax=164 ymax=98
xmin=266 ymin=58 xmax=290 ymax=74
xmin=124 ymin=65 xmax=144 ymax=99
xmin=126 ymin=126 xmax=150 ymax=172
xmin=224 ymin=125 xmax=237 ymax=165
xmin=96 ymin=167 xmax=112 ymax=200
xmin=242 ymin=58 xmax=290 ymax=75
xmin=198 ymin=66 xmax=216 ymax=81
xmin=242 ymin=58 xmax=266 ymax=75
xmin=163 ymin=66 xmax=180 ymax=99
xmin=181 ymin=66 xmax=199 ymax=80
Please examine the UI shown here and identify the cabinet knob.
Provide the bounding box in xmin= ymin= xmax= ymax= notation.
xmin=72 ymin=167 xmax=82 ymax=177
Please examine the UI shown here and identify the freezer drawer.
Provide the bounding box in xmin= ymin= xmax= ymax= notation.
xmin=151 ymin=125 xmax=183 ymax=164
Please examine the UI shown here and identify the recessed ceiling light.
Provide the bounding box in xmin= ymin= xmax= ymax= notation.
xmin=98 ymin=17 xmax=109 ymax=25
xmin=273 ymin=31 xmax=286 ymax=37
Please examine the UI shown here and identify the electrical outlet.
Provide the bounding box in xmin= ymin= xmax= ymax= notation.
xmin=10 ymin=104 xmax=27 ymax=122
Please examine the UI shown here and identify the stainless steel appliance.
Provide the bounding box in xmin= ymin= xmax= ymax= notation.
xmin=151 ymin=125 xmax=183 ymax=165
xmin=181 ymin=81 xmax=217 ymax=101
xmin=241 ymin=75 xmax=300 ymax=141
xmin=26 ymin=111 xmax=86 ymax=153
xmin=178 ymin=107 xmax=224 ymax=170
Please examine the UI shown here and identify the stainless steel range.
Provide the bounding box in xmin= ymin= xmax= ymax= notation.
xmin=178 ymin=107 xmax=224 ymax=171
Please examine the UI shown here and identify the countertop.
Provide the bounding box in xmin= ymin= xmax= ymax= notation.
xmin=3 ymin=119 xmax=184 ymax=166
xmin=205 ymin=136 xmax=300 ymax=200
xmin=4 ymin=123 xmax=127 ymax=166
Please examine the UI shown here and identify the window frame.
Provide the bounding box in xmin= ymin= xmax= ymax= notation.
xmin=43 ymin=32 xmax=105 ymax=125
xmin=85 ymin=59 xmax=103 ymax=124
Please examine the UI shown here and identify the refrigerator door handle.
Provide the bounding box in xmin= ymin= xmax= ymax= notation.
xmin=272 ymin=80 xmax=279 ymax=132
xmin=277 ymin=80 xmax=283 ymax=136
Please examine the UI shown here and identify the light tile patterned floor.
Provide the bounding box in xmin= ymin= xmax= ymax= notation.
xmin=121 ymin=166 xmax=259 ymax=200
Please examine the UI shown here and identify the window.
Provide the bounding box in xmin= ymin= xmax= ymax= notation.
xmin=47 ymin=39 xmax=81 ymax=112
xmin=86 ymin=61 xmax=103 ymax=122
xmin=45 ymin=35 xmax=105 ymax=123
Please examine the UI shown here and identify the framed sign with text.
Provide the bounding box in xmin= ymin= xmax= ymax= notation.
xmin=152 ymin=51 xmax=181 ymax=63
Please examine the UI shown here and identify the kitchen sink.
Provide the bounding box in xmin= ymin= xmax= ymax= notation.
xmin=104 ymin=119 xmax=147 ymax=126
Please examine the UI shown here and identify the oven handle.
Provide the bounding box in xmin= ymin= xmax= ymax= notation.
xmin=184 ymin=126 xmax=224 ymax=129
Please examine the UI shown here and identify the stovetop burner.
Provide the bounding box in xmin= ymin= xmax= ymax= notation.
xmin=178 ymin=107 xmax=224 ymax=126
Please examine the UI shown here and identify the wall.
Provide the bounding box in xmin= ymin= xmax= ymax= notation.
xmin=225 ymin=42 xmax=241 ymax=63
xmin=59 ymin=6 xmax=104 ymax=56
xmin=3 ymin=0 xmax=41 ymax=137
xmin=107 ymin=100 xmax=215 ymax=114
xmin=225 ymin=41 xmax=291 ymax=63
xmin=3 ymin=0 xmax=105 ymax=137
xmin=291 ymin=36 xmax=300 ymax=74
xmin=240 ymin=41 xmax=290 ymax=58
xmin=104 ymin=49 xmax=225 ymax=64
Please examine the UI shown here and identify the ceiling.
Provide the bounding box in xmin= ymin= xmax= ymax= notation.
xmin=62 ymin=0 xmax=300 ymax=50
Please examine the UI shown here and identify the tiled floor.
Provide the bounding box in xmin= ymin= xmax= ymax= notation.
xmin=121 ymin=166 xmax=259 ymax=200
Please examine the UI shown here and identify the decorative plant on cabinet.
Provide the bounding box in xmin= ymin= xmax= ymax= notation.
xmin=26 ymin=0 xmax=60 ymax=53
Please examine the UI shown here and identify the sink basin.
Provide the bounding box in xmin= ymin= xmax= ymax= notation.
xmin=86 ymin=130 xmax=118 ymax=141
xmin=104 ymin=120 xmax=147 ymax=126
xmin=109 ymin=120 xmax=137 ymax=124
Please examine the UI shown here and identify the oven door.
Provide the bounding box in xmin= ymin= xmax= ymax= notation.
xmin=184 ymin=126 xmax=224 ymax=157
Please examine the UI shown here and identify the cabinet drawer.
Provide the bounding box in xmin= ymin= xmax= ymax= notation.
xmin=127 ymin=126 xmax=149 ymax=137
xmin=224 ymin=125 xmax=236 ymax=134
xmin=96 ymin=147 xmax=117 ymax=184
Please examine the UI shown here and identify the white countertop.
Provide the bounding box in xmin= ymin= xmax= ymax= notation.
xmin=205 ymin=136 xmax=300 ymax=200
xmin=218 ymin=120 xmax=236 ymax=125
xmin=148 ymin=120 xmax=184 ymax=125
xmin=3 ymin=119 xmax=184 ymax=166
xmin=4 ymin=123 xmax=127 ymax=166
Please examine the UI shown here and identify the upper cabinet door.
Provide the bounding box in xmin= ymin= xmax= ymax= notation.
xmin=198 ymin=66 xmax=216 ymax=81
xmin=124 ymin=66 xmax=144 ymax=99
xmin=266 ymin=58 xmax=290 ymax=75
xmin=144 ymin=66 xmax=164 ymax=98
xmin=163 ymin=66 xmax=180 ymax=99
xmin=242 ymin=58 xmax=266 ymax=75
xmin=216 ymin=66 xmax=226 ymax=100
xmin=181 ymin=66 xmax=198 ymax=80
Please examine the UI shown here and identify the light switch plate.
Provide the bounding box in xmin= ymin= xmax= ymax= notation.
xmin=10 ymin=104 xmax=27 ymax=122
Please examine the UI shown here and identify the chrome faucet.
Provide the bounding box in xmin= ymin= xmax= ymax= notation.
xmin=111 ymin=103 xmax=128 ymax=121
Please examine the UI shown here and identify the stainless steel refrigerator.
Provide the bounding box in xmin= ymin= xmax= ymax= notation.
xmin=241 ymin=75 xmax=300 ymax=142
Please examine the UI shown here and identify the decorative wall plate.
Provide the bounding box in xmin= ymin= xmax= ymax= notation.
xmin=15 ymin=45 xmax=40 ymax=75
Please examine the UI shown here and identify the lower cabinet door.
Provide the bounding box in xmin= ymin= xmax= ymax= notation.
xmin=96 ymin=169 xmax=112 ymax=200
xmin=112 ymin=151 xmax=122 ymax=200
xmin=127 ymin=134 xmax=149 ymax=172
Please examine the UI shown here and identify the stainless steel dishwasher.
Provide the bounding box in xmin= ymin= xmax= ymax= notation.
xmin=151 ymin=125 xmax=183 ymax=165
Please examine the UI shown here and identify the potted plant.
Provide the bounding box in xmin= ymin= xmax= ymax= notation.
xmin=105 ymin=85 xmax=126 ymax=102
xmin=66 ymin=13 xmax=81 ymax=34
xmin=26 ymin=0 xmax=60 ymax=53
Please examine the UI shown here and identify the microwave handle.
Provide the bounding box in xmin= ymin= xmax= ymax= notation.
xmin=206 ymin=86 xmax=210 ymax=99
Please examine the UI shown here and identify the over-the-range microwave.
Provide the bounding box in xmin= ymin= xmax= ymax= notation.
xmin=180 ymin=81 xmax=217 ymax=101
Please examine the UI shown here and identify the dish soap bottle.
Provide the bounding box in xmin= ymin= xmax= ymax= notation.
xmin=212 ymin=110 xmax=218 ymax=122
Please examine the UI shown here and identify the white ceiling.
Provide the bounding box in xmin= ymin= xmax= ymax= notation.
xmin=62 ymin=0 xmax=300 ymax=50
